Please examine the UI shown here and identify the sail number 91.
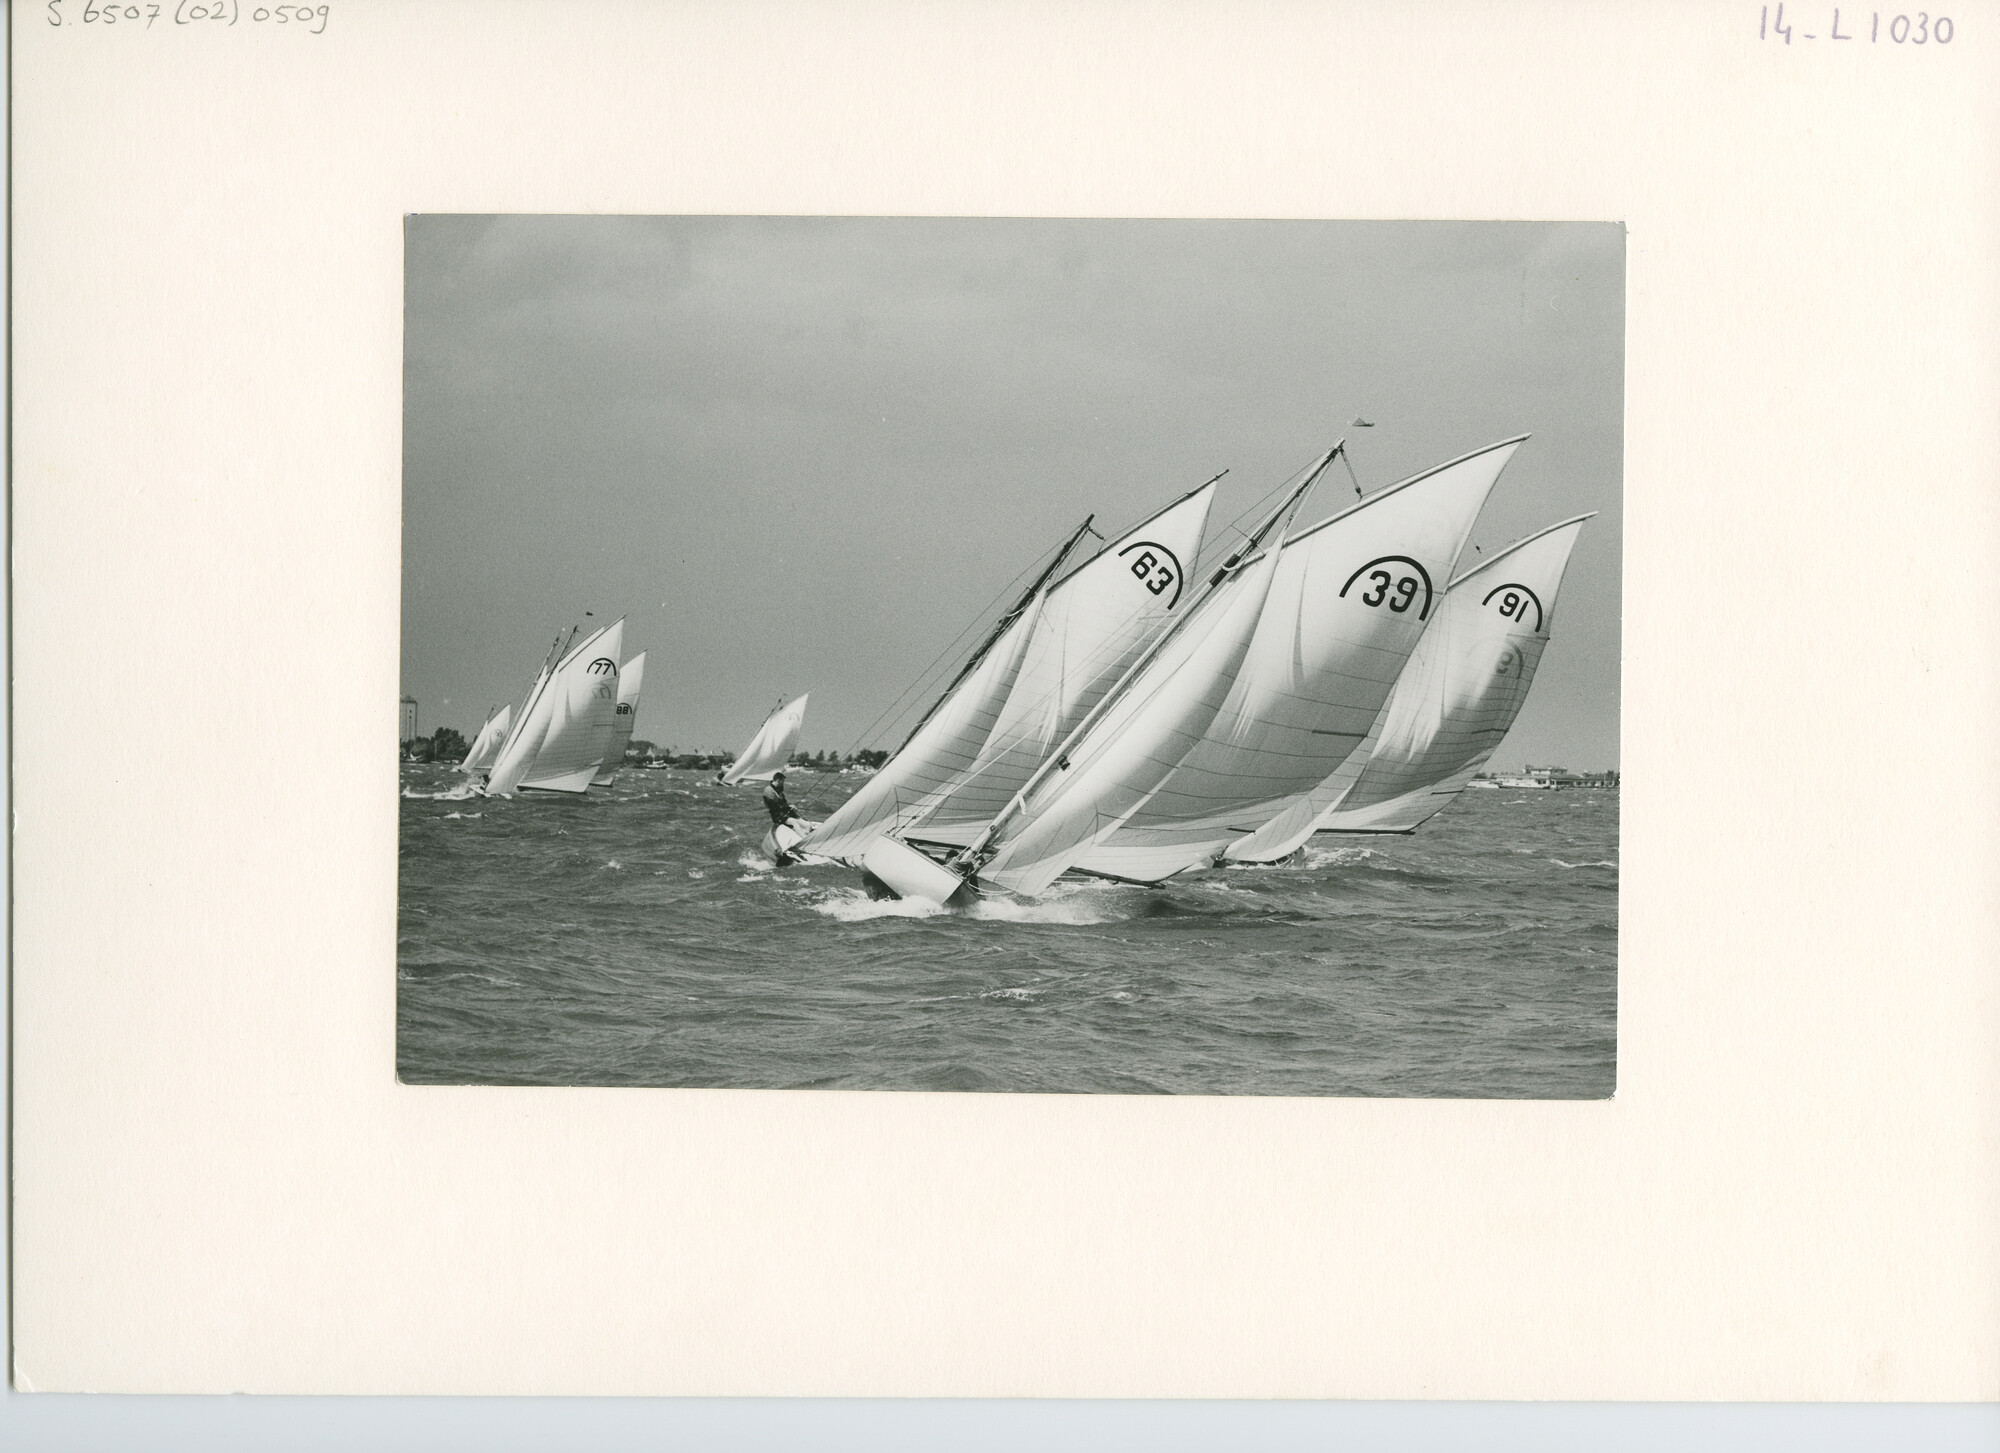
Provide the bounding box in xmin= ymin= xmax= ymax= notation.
xmin=1358 ymin=570 xmax=1421 ymax=612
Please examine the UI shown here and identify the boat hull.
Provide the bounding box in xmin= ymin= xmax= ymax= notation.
xmin=762 ymin=819 xmax=824 ymax=866
xmin=861 ymin=836 xmax=972 ymax=906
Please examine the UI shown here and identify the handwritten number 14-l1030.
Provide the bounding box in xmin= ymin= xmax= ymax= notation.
xmin=1760 ymin=6 xmax=1955 ymax=41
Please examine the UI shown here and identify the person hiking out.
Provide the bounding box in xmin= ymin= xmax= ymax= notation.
xmin=763 ymin=770 xmax=801 ymax=829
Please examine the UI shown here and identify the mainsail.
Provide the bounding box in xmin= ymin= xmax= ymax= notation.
xmin=1226 ymin=511 xmax=1591 ymax=857
xmin=457 ymin=704 xmax=513 ymax=775
xmin=485 ymin=619 xmax=627 ymax=796
xmin=1059 ymin=437 xmax=1527 ymax=883
xmin=904 ymin=480 xmax=1222 ymax=844
xmin=719 ymin=693 xmax=809 ymax=785
xmin=945 ymin=437 xmax=1522 ymax=895
xmin=803 ymin=480 xmax=1219 ymax=865
xmin=480 ymin=648 xmax=563 ymax=792
xmin=591 ymin=652 xmax=648 ymax=787
xmin=958 ymin=448 xmax=1343 ymax=897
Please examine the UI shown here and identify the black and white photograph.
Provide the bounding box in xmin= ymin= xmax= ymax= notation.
xmin=20 ymin=0 xmax=1999 ymax=1424
xmin=397 ymin=216 xmax=1622 ymax=1096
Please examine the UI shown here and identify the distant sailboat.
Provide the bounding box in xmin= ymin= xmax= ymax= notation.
xmin=457 ymin=704 xmax=513 ymax=776
xmin=484 ymin=619 xmax=627 ymax=796
xmin=1226 ymin=511 xmax=1592 ymax=856
xmin=718 ymin=693 xmax=809 ymax=786
xmin=591 ymin=652 xmax=648 ymax=787
xmin=839 ymin=436 xmax=1528 ymax=902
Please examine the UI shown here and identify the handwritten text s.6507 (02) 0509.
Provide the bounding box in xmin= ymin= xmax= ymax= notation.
xmin=49 ymin=0 xmax=331 ymax=32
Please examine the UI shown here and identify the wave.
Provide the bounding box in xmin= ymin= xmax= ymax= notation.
xmin=800 ymin=879 xmax=1131 ymax=926
xmin=964 ymin=885 xmax=1129 ymax=925
xmin=808 ymin=891 xmax=951 ymax=922
xmin=403 ymin=782 xmax=484 ymax=801
xmin=1302 ymin=845 xmax=1377 ymax=870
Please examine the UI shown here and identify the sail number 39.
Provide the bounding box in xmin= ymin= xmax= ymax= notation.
xmin=1339 ymin=555 xmax=1435 ymax=620
xmin=1358 ymin=570 xmax=1421 ymax=613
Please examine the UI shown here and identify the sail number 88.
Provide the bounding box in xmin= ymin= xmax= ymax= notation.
xmin=1359 ymin=570 xmax=1420 ymax=612
xmin=1128 ymin=551 xmax=1175 ymax=596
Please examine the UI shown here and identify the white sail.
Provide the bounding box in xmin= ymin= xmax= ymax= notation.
xmin=901 ymin=481 xmax=1219 ymax=842
xmin=973 ymin=497 xmax=1303 ymax=897
xmin=457 ymin=704 xmax=513 ymax=774
xmin=1227 ymin=512 xmax=1591 ymax=856
xmin=719 ymin=693 xmax=809 ymax=785
xmin=486 ymin=620 xmax=625 ymax=796
xmin=807 ymin=483 xmax=1218 ymax=864
xmin=480 ymin=663 xmax=560 ymax=798
xmin=519 ymin=618 xmax=626 ymax=793
xmin=591 ymin=652 xmax=648 ymax=787
xmin=800 ymin=595 xmax=1045 ymax=862
xmin=1001 ymin=437 xmax=1524 ymax=889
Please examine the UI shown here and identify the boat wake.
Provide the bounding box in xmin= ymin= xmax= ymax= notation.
xmin=800 ymin=879 xmax=1131 ymax=925
xmin=403 ymin=782 xmax=485 ymax=801
xmin=1302 ymin=845 xmax=1376 ymax=870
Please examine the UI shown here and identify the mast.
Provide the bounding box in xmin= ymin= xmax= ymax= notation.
xmin=495 ymin=620 xmax=617 ymax=774
xmin=892 ymin=513 xmax=1097 ymax=756
xmin=952 ymin=443 xmax=1342 ymax=870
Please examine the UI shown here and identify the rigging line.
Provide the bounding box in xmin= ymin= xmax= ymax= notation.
xmin=1197 ymin=447 xmax=1339 ymax=574
xmin=953 ymin=444 xmax=1340 ymax=873
xmin=861 ymin=532 xmax=1073 ymax=744
xmin=893 ymin=513 xmax=1096 ymax=757
xmin=1336 ymin=441 xmax=1364 ymax=498
xmin=791 ymin=532 xmax=1074 ymax=812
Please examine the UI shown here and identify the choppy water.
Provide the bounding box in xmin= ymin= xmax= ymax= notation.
xmin=397 ymin=767 xmax=1616 ymax=1096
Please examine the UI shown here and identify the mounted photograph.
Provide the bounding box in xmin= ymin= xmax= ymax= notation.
xmin=397 ymin=216 xmax=1623 ymax=1096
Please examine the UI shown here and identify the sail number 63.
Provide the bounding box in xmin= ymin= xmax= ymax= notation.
xmin=1128 ymin=551 xmax=1174 ymax=595
xmin=1116 ymin=541 xmax=1185 ymax=607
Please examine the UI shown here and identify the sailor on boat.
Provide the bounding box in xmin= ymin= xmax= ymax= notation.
xmin=764 ymin=770 xmax=801 ymax=828
xmin=762 ymin=770 xmax=808 ymax=865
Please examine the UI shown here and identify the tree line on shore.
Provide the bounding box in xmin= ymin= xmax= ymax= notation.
xmin=399 ymin=729 xmax=888 ymax=773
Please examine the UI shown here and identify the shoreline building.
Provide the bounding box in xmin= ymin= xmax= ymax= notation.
xmin=1473 ymin=766 xmax=1620 ymax=790
xmin=400 ymin=696 xmax=418 ymax=745
xmin=1525 ymin=764 xmax=1619 ymax=789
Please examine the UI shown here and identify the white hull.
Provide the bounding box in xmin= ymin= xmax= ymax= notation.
xmin=762 ymin=819 xmax=827 ymax=866
xmin=861 ymin=836 xmax=971 ymax=906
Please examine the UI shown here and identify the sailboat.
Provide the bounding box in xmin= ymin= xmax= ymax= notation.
xmin=836 ymin=436 xmax=1528 ymax=903
xmin=456 ymin=704 xmax=513 ymax=776
xmin=800 ymin=474 xmax=1221 ymax=872
xmin=1225 ymin=511 xmax=1592 ymax=856
xmin=483 ymin=618 xmax=627 ymax=796
xmin=591 ymin=652 xmax=648 ymax=787
xmin=717 ymin=693 xmax=809 ymax=786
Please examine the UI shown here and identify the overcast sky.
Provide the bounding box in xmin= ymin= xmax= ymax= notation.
xmin=403 ymin=217 xmax=1622 ymax=770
